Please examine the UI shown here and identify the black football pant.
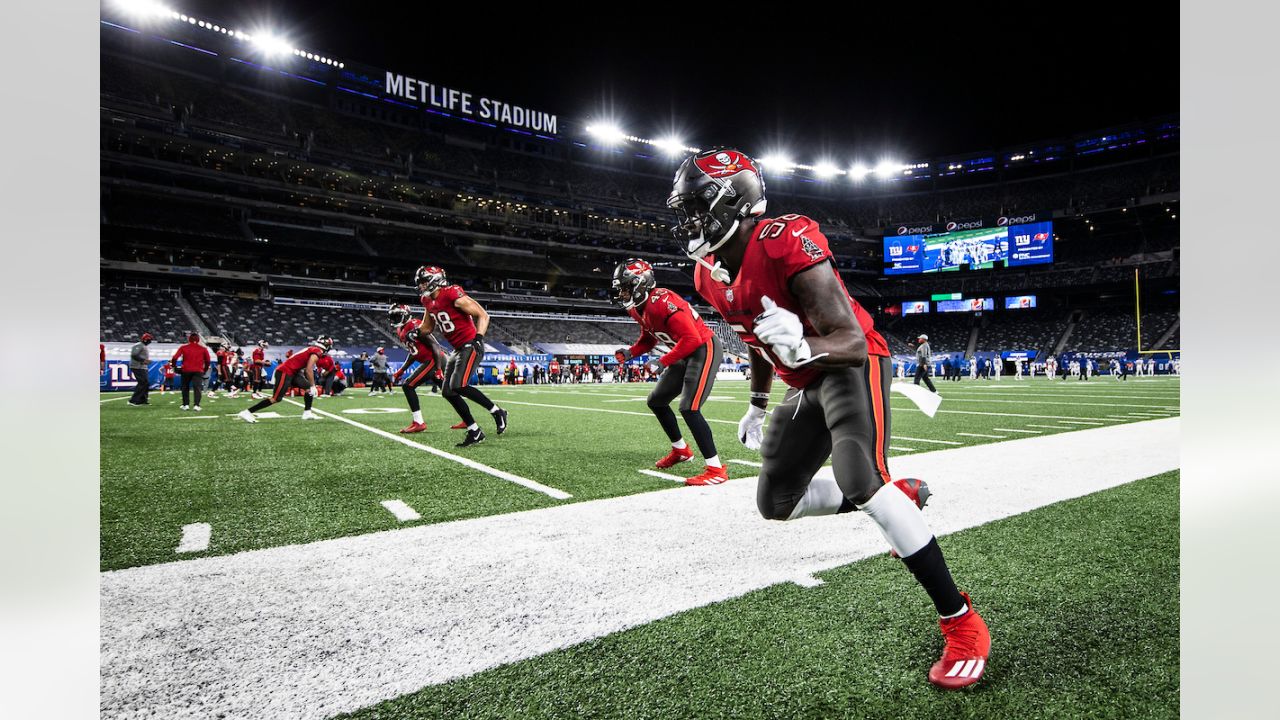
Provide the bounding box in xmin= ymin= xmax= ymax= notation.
xmin=401 ymin=357 xmax=439 ymax=413
xmin=443 ymin=345 xmax=494 ymax=426
xmin=180 ymin=371 xmax=204 ymax=407
xmin=129 ymin=368 xmax=149 ymax=404
xmin=646 ymin=336 xmax=721 ymax=459
xmin=247 ymin=371 xmax=313 ymax=413
xmin=913 ymin=365 xmax=936 ymax=392
xmin=758 ymin=358 xmax=894 ymax=519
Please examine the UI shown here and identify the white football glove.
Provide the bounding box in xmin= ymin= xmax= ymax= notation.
xmin=753 ymin=296 xmax=826 ymax=369
xmin=307 ymin=386 xmax=317 ymax=397
xmin=738 ymin=404 xmax=766 ymax=450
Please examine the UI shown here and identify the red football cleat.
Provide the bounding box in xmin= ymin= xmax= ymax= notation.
xmin=928 ymin=593 xmax=991 ymax=689
xmin=685 ymin=465 xmax=729 ymax=486
xmin=450 ymin=421 xmax=468 ymax=430
xmin=655 ymin=445 xmax=694 ymax=469
xmin=399 ymin=421 xmax=427 ymax=434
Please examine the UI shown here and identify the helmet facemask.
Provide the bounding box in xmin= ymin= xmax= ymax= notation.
xmin=611 ymin=260 xmax=655 ymax=310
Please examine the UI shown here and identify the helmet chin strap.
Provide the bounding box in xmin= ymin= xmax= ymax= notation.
xmin=686 ymin=217 xmax=739 ymax=283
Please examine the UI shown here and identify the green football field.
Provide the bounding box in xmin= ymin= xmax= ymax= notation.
xmin=100 ymin=376 xmax=1180 ymax=718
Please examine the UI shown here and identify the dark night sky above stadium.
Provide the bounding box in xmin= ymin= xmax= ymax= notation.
xmin=173 ymin=1 xmax=1179 ymax=161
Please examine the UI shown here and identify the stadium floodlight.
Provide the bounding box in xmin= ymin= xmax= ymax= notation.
xmin=758 ymin=155 xmax=795 ymax=173
xmin=849 ymin=164 xmax=870 ymax=181
xmin=874 ymin=160 xmax=901 ymax=177
xmin=251 ymin=32 xmax=294 ymax=57
xmin=651 ymin=136 xmax=687 ymax=156
xmin=586 ymin=124 xmax=627 ymax=145
xmin=813 ymin=162 xmax=841 ymax=179
xmin=114 ymin=0 xmax=170 ymax=19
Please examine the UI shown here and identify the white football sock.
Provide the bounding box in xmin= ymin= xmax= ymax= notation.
xmin=786 ymin=474 xmax=846 ymax=520
xmin=672 ymin=439 xmax=688 ymax=450
xmin=489 ymin=405 xmax=501 ymax=414
xmin=705 ymin=455 xmax=722 ymax=468
xmin=468 ymin=423 xmax=479 ymax=431
xmin=941 ymin=603 xmax=970 ymax=619
xmin=857 ymin=482 xmax=934 ymax=558
xmin=412 ymin=410 xmax=423 ymax=424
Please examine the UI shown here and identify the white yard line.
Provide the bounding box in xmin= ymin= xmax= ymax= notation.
xmin=493 ymin=399 xmax=738 ymax=425
xmin=994 ymin=428 xmax=1041 ymax=434
xmin=283 ymin=400 xmax=572 ymax=501
xmin=380 ymin=500 xmax=422 ymax=522
xmin=893 ymin=405 xmax=1166 ymax=423
xmin=1027 ymin=424 xmax=1073 ymax=430
xmin=1057 ymin=420 xmax=1106 ymax=426
xmin=175 ymin=523 xmax=211 ymax=554
xmin=895 ymin=396 xmax=1174 ymax=410
xmin=889 ymin=446 xmax=918 ymax=452
xmin=101 ymin=419 xmax=1180 ymax=720
xmin=956 ymin=432 xmax=1006 ymax=439
xmin=100 ymin=395 xmax=136 ymax=403
xmin=729 ymin=459 xmax=763 ymax=468
xmin=638 ymin=469 xmax=686 ymax=482
xmin=163 ymin=416 xmax=220 ymax=421
xmin=893 ymin=436 xmax=962 ymax=445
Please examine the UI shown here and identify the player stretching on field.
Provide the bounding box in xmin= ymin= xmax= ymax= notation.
xmin=671 ymin=147 xmax=990 ymax=689
xmin=388 ymin=304 xmax=447 ymax=434
xmin=611 ymin=258 xmax=727 ymax=486
xmin=416 ymin=266 xmax=507 ymax=447
xmin=237 ymin=336 xmax=332 ymax=423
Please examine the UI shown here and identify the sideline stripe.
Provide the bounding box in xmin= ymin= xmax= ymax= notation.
xmin=894 ymin=436 xmax=961 ymax=446
xmin=994 ymin=428 xmax=1041 ymax=434
xmin=494 ymin=399 xmax=737 ymax=425
xmin=956 ymin=432 xmax=1006 ymax=439
xmin=101 ymin=419 xmax=1179 ymax=719
xmin=638 ymin=469 xmax=685 ymax=482
xmin=175 ymin=523 xmax=211 ymax=554
xmin=381 ymin=500 xmax=421 ymax=522
xmin=284 ymin=400 xmax=571 ymax=500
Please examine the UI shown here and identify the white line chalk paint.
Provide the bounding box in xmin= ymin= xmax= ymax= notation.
xmin=380 ymin=500 xmax=422 ymax=522
xmin=175 ymin=523 xmax=211 ymax=554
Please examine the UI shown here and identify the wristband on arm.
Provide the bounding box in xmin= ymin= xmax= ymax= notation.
xmin=750 ymin=391 xmax=769 ymax=410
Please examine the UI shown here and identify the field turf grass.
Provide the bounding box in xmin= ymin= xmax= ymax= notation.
xmin=338 ymin=470 xmax=1179 ymax=720
xmin=100 ymin=377 xmax=1180 ymax=571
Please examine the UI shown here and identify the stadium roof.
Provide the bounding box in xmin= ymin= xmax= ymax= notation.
xmin=127 ymin=2 xmax=1179 ymax=161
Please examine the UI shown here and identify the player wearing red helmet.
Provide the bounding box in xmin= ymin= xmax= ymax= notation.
xmin=388 ymin=304 xmax=446 ymax=433
xmin=672 ymin=147 xmax=990 ymax=689
xmin=612 ymin=258 xmax=726 ymax=486
xmin=238 ymin=336 xmax=333 ymax=423
xmin=415 ymin=266 xmax=507 ymax=447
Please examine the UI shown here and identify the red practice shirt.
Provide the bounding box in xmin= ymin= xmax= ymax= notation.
xmin=280 ymin=346 xmax=324 ymax=375
xmin=171 ymin=342 xmax=210 ymax=374
xmin=694 ymin=214 xmax=889 ymax=389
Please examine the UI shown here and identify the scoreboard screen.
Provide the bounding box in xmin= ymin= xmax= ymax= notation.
xmin=902 ymin=301 xmax=930 ymax=315
xmin=884 ymin=221 xmax=1054 ymax=275
xmin=1005 ymin=295 xmax=1038 ymax=309
xmin=937 ymin=297 xmax=994 ymax=313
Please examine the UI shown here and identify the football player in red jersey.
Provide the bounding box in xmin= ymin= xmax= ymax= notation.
xmin=388 ymin=304 xmax=447 ymax=434
xmin=416 ymin=266 xmax=507 ymax=447
xmin=671 ymin=148 xmax=990 ymax=689
xmin=251 ymin=340 xmax=268 ymax=398
xmin=612 ymin=259 xmax=726 ymax=486
xmin=238 ymin=336 xmax=332 ymax=423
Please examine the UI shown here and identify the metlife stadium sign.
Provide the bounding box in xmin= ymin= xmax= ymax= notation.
xmin=384 ymin=72 xmax=558 ymax=134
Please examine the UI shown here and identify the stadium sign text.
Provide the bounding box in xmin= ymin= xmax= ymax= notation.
xmin=384 ymin=73 xmax=558 ymax=134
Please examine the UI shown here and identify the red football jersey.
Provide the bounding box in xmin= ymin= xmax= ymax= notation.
xmin=421 ymin=285 xmax=478 ymax=348
xmin=280 ymin=346 xmax=324 ymax=375
xmin=397 ymin=319 xmax=436 ymax=365
xmin=694 ymin=214 xmax=889 ymax=389
xmin=252 ymin=347 xmax=265 ymax=366
xmin=626 ymin=288 xmax=714 ymax=367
